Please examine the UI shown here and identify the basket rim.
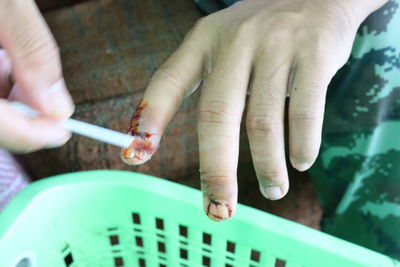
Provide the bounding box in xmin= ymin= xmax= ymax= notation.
xmin=0 ymin=169 xmax=398 ymax=266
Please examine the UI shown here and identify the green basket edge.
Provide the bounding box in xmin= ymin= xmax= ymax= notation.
xmin=0 ymin=169 xmax=398 ymax=266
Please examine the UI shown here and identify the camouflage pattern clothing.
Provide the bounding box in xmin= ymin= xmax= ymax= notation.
xmin=195 ymin=0 xmax=400 ymax=260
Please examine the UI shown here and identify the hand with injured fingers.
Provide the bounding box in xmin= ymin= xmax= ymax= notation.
xmin=121 ymin=0 xmax=388 ymax=221
xmin=0 ymin=0 xmax=74 ymax=152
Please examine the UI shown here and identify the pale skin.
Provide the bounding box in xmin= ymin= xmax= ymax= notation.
xmin=0 ymin=0 xmax=74 ymax=152
xmin=0 ymin=0 xmax=388 ymax=221
xmin=121 ymin=0 xmax=389 ymax=221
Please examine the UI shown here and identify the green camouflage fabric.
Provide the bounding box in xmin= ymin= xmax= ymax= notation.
xmin=311 ymin=0 xmax=400 ymax=260
xmin=195 ymin=0 xmax=400 ymax=260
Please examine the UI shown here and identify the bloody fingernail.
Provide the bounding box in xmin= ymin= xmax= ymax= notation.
xmin=121 ymin=132 xmax=157 ymax=165
xmin=205 ymin=199 xmax=232 ymax=222
xmin=121 ymin=99 xmax=158 ymax=165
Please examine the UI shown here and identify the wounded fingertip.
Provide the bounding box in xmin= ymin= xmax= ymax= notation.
xmin=204 ymin=198 xmax=234 ymax=222
xmin=120 ymin=153 xmax=152 ymax=165
xmin=120 ymin=134 xmax=158 ymax=165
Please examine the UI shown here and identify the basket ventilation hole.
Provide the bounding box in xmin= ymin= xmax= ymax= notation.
xmin=158 ymin=241 xmax=166 ymax=253
xmin=179 ymin=225 xmax=188 ymax=237
xmin=64 ymin=253 xmax=73 ymax=266
xmin=135 ymin=236 xmax=144 ymax=247
xmin=132 ymin=213 xmax=141 ymax=224
xmin=202 ymin=256 xmax=211 ymax=267
xmin=226 ymin=241 xmax=235 ymax=253
xmin=250 ymin=250 xmax=260 ymax=262
xmin=225 ymin=264 xmax=233 ymax=267
xmin=180 ymin=248 xmax=188 ymax=259
xmin=159 ymin=264 xmax=166 ymax=267
xmin=114 ymin=257 xmax=124 ymax=267
xmin=202 ymin=233 xmax=212 ymax=245
xmin=15 ymin=258 xmax=32 ymax=267
xmin=275 ymin=259 xmax=286 ymax=267
xmin=109 ymin=235 xmax=119 ymax=246
xmin=138 ymin=258 xmax=146 ymax=267
xmin=156 ymin=218 xmax=164 ymax=230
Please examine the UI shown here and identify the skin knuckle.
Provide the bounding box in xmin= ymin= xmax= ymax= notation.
xmin=246 ymin=112 xmax=281 ymax=137
xmin=191 ymin=16 xmax=212 ymax=36
xmin=236 ymin=18 xmax=257 ymax=37
xmin=15 ymin=32 xmax=61 ymax=75
xmin=150 ymin=65 xmax=184 ymax=106
xmin=270 ymin=11 xmax=302 ymax=31
xmin=259 ymin=11 xmax=304 ymax=41
xmin=16 ymin=29 xmax=58 ymax=57
xmin=313 ymin=1 xmax=358 ymax=43
xmin=199 ymin=100 xmax=239 ymax=126
xmin=200 ymin=169 xmax=233 ymax=185
xmin=256 ymin=167 xmax=285 ymax=183
xmin=282 ymin=12 xmax=303 ymax=25
xmin=223 ymin=18 xmax=256 ymax=45
xmin=151 ymin=64 xmax=182 ymax=89
xmin=262 ymin=30 xmax=290 ymax=49
xmin=290 ymin=106 xmax=320 ymax=122
xmin=326 ymin=0 xmax=359 ymax=31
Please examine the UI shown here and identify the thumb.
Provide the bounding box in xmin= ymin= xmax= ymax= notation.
xmin=0 ymin=0 xmax=74 ymax=118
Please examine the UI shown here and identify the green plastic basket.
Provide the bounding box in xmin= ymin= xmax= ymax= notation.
xmin=0 ymin=170 xmax=398 ymax=267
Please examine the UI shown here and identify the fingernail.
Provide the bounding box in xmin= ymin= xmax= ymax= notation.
xmin=295 ymin=162 xmax=312 ymax=172
xmin=290 ymin=158 xmax=312 ymax=172
xmin=121 ymin=99 xmax=159 ymax=165
xmin=41 ymin=79 xmax=75 ymax=118
xmin=205 ymin=199 xmax=232 ymax=222
xmin=262 ymin=186 xmax=283 ymax=200
xmin=120 ymin=133 xmax=157 ymax=165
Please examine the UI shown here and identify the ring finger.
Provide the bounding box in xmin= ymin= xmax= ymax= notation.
xmin=246 ymin=51 xmax=292 ymax=200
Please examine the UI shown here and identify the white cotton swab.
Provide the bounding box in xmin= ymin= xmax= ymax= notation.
xmin=10 ymin=102 xmax=134 ymax=148
xmin=60 ymin=119 xmax=134 ymax=148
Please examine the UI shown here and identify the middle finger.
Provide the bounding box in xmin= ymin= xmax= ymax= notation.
xmin=198 ymin=44 xmax=252 ymax=222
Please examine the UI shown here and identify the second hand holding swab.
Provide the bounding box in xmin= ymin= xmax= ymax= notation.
xmin=11 ymin=102 xmax=134 ymax=148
